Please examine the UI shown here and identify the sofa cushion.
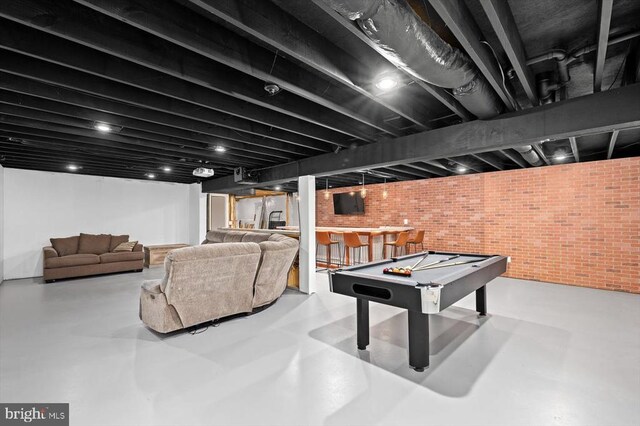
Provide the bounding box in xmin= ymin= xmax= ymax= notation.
xmin=241 ymin=232 xmax=271 ymax=243
xmin=100 ymin=251 xmax=144 ymax=264
xmin=109 ymin=235 xmax=129 ymax=252
xmin=222 ymin=231 xmax=246 ymax=243
xmin=50 ymin=236 xmax=79 ymax=257
xmin=204 ymin=230 xmax=227 ymax=243
xmin=113 ymin=241 xmax=138 ymax=252
xmin=78 ymin=233 xmax=112 ymax=255
xmin=45 ymin=254 xmax=100 ymax=269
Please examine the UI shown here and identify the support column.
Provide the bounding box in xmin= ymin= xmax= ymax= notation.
xmin=298 ymin=175 xmax=316 ymax=294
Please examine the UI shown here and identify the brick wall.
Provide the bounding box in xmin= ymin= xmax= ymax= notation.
xmin=316 ymin=157 xmax=640 ymax=293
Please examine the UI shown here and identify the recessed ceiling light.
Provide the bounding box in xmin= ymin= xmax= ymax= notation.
xmin=161 ymin=166 xmax=171 ymax=172
xmin=94 ymin=122 xmax=113 ymax=133
xmin=214 ymin=146 xmax=226 ymax=153
xmin=375 ymin=76 xmax=398 ymax=90
xmin=67 ymin=164 xmax=80 ymax=171
xmin=457 ymin=166 xmax=467 ymax=173
xmin=146 ymin=173 xmax=156 ymax=179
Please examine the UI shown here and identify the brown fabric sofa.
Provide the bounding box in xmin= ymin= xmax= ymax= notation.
xmin=44 ymin=233 xmax=143 ymax=282
xmin=140 ymin=230 xmax=298 ymax=333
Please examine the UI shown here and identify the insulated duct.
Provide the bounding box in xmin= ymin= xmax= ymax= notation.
xmin=513 ymin=146 xmax=543 ymax=166
xmin=320 ymin=0 xmax=544 ymax=165
xmin=320 ymin=0 xmax=503 ymax=119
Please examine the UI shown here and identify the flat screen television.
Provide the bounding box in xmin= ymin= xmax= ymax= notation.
xmin=333 ymin=192 xmax=365 ymax=215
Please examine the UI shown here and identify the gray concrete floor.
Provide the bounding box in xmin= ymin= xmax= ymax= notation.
xmin=1 ymin=270 xmax=638 ymax=426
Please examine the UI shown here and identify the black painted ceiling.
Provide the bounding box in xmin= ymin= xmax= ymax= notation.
xmin=0 ymin=0 xmax=638 ymax=192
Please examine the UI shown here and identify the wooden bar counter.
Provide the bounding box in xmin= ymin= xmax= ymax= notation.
xmin=278 ymin=226 xmax=414 ymax=265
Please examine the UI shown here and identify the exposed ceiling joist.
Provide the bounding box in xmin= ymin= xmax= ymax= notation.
xmin=403 ymin=163 xmax=447 ymax=177
xmin=186 ymin=0 xmax=432 ymax=131
xmin=383 ymin=165 xmax=430 ymax=179
xmin=309 ymin=0 xmax=473 ymax=121
xmin=0 ymin=147 xmax=199 ymax=180
xmin=531 ymin=144 xmax=551 ymax=165
xmin=499 ymin=149 xmax=527 ymax=168
xmin=0 ymin=103 xmax=283 ymax=164
xmin=569 ymin=137 xmax=580 ymax=162
xmin=0 ymin=75 xmax=322 ymax=158
xmin=203 ymin=83 xmax=640 ymax=192
xmin=594 ymin=0 xmax=614 ymax=92
xmin=424 ymin=160 xmax=451 ymax=172
xmin=607 ymin=130 xmax=619 ymax=159
xmin=427 ymin=0 xmax=515 ymax=110
xmin=0 ymin=120 xmax=261 ymax=168
xmin=479 ymin=0 xmax=539 ymax=106
xmin=446 ymin=158 xmax=481 ymax=173
xmin=0 ymin=21 xmax=347 ymax=150
xmin=471 ymin=153 xmax=504 ymax=170
xmin=68 ymin=0 xmax=399 ymax=138
xmin=0 ymin=92 xmax=296 ymax=161
xmin=0 ymin=1 xmax=380 ymax=143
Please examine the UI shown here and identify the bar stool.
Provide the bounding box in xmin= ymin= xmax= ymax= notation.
xmin=383 ymin=231 xmax=409 ymax=258
xmin=343 ymin=232 xmax=369 ymax=265
xmin=316 ymin=231 xmax=341 ymax=268
xmin=406 ymin=230 xmax=425 ymax=254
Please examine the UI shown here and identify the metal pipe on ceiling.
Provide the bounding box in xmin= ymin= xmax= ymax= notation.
xmin=513 ymin=146 xmax=543 ymax=166
xmin=318 ymin=0 xmax=503 ymax=119
xmin=318 ymin=0 xmax=545 ymax=166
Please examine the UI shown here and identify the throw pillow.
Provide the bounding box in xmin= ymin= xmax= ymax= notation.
xmin=113 ymin=241 xmax=138 ymax=252
xmin=109 ymin=235 xmax=129 ymax=252
xmin=78 ymin=233 xmax=112 ymax=255
xmin=50 ymin=236 xmax=79 ymax=257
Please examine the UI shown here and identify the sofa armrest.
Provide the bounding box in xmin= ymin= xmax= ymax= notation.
xmin=141 ymin=279 xmax=162 ymax=294
xmin=43 ymin=246 xmax=59 ymax=259
xmin=133 ymin=243 xmax=143 ymax=252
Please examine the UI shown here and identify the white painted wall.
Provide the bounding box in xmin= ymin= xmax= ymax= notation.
xmin=208 ymin=194 xmax=228 ymax=230
xmin=188 ymin=183 xmax=208 ymax=245
xmin=0 ymin=164 xmax=4 ymax=282
xmin=2 ymin=169 xmax=204 ymax=280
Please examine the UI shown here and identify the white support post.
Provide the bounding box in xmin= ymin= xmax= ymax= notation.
xmin=298 ymin=175 xmax=316 ymax=294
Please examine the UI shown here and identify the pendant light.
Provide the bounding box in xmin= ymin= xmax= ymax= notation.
xmin=360 ymin=173 xmax=367 ymax=199
xmin=324 ymin=178 xmax=330 ymax=200
xmin=382 ymin=178 xmax=388 ymax=200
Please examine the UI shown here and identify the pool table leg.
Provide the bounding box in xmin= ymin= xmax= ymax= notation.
xmin=408 ymin=311 xmax=429 ymax=371
xmin=356 ymin=299 xmax=369 ymax=350
xmin=476 ymin=285 xmax=487 ymax=316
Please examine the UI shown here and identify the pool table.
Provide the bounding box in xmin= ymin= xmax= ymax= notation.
xmin=328 ymin=251 xmax=508 ymax=371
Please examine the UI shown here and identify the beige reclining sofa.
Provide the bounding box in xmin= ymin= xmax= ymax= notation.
xmin=140 ymin=230 xmax=298 ymax=333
